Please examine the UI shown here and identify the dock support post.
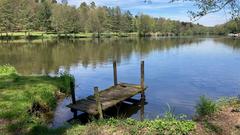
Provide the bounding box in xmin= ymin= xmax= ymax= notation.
xmin=141 ymin=61 xmax=145 ymax=99
xmin=113 ymin=61 xmax=118 ymax=86
xmin=70 ymin=80 xmax=77 ymax=118
xmin=94 ymin=87 xmax=103 ymax=119
xmin=140 ymin=97 xmax=145 ymax=121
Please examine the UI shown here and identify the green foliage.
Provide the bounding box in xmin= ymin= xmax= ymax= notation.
xmin=0 ymin=0 xmax=211 ymax=37
xmin=36 ymin=1 xmax=52 ymax=32
xmin=171 ymin=0 xmax=239 ymax=20
xmin=0 ymin=65 xmax=17 ymax=75
xmin=196 ymin=96 xmax=217 ymax=117
xmin=59 ymin=72 xmax=74 ymax=94
xmin=67 ymin=118 xmax=196 ymax=135
xmin=137 ymin=14 xmax=154 ymax=36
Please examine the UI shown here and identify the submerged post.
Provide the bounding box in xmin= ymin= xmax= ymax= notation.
xmin=113 ymin=61 xmax=118 ymax=86
xmin=141 ymin=61 xmax=145 ymax=99
xmin=70 ymin=80 xmax=77 ymax=118
xmin=140 ymin=97 xmax=145 ymax=121
xmin=94 ymin=87 xmax=103 ymax=119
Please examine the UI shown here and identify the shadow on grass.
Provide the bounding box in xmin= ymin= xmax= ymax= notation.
xmin=28 ymin=125 xmax=67 ymax=135
xmin=203 ymin=120 xmax=223 ymax=134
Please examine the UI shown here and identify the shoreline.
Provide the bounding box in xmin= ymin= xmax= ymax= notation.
xmin=0 ymin=32 xmax=214 ymax=41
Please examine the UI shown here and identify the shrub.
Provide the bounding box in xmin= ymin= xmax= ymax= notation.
xmin=196 ymin=96 xmax=217 ymax=117
xmin=59 ymin=72 xmax=74 ymax=94
xmin=0 ymin=65 xmax=17 ymax=75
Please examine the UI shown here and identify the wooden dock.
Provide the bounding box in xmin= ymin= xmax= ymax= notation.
xmin=67 ymin=61 xmax=146 ymax=118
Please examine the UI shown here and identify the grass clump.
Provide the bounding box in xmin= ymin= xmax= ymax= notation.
xmin=196 ymin=96 xmax=217 ymax=117
xmin=59 ymin=72 xmax=74 ymax=94
xmin=66 ymin=118 xmax=196 ymax=135
xmin=0 ymin=65 xmax=17 ymax=75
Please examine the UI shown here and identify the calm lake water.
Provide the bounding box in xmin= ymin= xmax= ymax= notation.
xmin=1 ymin=37 xmax=240 ymax=127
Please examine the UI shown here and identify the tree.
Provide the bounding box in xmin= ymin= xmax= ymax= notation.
xmin=86 ymin=9 xmax=102 ymax=37
xmin=78 ymin=2 xmax=90 ymax=32
xmin=0 ymin=0 xmax=213 ymax=36
xmin=171 ymin=0 xmax=240 ymax=19
xmin=121 ymin=11 xmax=134 ymax=32
xmin=35 ymin=1 xmax=52 ymax=32
xmin=51 ymin=4 xmax=81 ymax=34
xmin=96 ymin=7 xmax=108 ymax=32
xmin=18 ymin=0 xmax=38 ymax=34
xmin=137 ymin=14 xmax=154 ymax=36
xmin=90 ymin=1 xmax=96 ymax=9
xmin=61 ymin=0 xmax=68 ymax=5
xmin=0 ymin=0 xmax=17 ymax=34
xmin=112 ymin=6 xmax=122 ymax=32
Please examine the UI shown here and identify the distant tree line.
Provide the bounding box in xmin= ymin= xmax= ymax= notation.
xmin=211 ymin=19 xmax=240 ymax=35
xmin=0 ymin=0 xmax=213 ymax=37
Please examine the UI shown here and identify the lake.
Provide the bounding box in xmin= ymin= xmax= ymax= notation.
xmin=1 ymin=37 xmax=240 ymax=127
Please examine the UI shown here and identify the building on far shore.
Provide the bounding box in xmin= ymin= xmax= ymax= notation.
xmin=228 ymin=33 xmax=240 ymax=37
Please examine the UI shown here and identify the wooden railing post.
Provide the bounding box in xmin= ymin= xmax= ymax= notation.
xmin=94 ymin=87 xmax=103 ymax=119
xmin=141 ymin=61 xmax=145 ymax=99
xmin=113 ymin=61 xmax=118 ymax=86
xmin=70 ymin=79 xmax=77 ymax=118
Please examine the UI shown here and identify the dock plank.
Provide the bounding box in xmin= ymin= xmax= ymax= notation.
xmin=67 ymin=83 xmax=145 ymax=115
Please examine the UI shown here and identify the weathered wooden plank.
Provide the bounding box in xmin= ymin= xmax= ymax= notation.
xmin=118 ymin=82 xmax=141 ymax=88
xmin=67 ymin=99 xmax=98 ymax=114
xmin=67 ymin=83 xmax=146 ymax=115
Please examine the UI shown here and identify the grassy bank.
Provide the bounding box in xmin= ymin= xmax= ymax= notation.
xmin=0 ymin=65 xmax=73 ymax=134
xmin=66 ymin=118 xmax=195 ymax=135
xmin=193 ymin=96 xmax=240 ymax=135
xmin=0 ymin=32 xmax=139 ymax=40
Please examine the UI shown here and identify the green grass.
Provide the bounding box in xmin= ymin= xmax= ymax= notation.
xmin=0 ymin=65 xmax=72 ymax=134
xmin=0 ymin=65 xmax=17 ymax=75
xmin=66 ymin=118 xmax=196 ymax=135
xmin=195 ymin=96 xmax=240 ymax=118
xmin=195 ymin=96 xmax=217 ymax=117
xmin=0 ymin=32 xmax=138 ymax=40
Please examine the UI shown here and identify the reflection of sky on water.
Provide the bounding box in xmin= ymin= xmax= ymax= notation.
xmin=1 ymin=37 xmax=240 ymax=127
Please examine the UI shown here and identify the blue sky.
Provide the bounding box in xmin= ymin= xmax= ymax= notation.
xmin=64 ymin=0 xmax=231 ymax=26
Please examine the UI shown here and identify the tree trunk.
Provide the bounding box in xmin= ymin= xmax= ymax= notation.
xmin=98 ymin=32 xmax=100 ymax=38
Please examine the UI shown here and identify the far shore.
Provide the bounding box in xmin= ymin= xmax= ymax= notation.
xmin=0 ymin=31 xmax=216 ymax=40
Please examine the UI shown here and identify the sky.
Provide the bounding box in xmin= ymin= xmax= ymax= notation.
xmin=63 ymin=0 xmax=231 ymax=27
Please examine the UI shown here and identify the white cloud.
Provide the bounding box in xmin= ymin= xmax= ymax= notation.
xmin=63 ymin=0 xmax=230 ymax=26
xmin=195 ymin=13 xmax=230 ymax=27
